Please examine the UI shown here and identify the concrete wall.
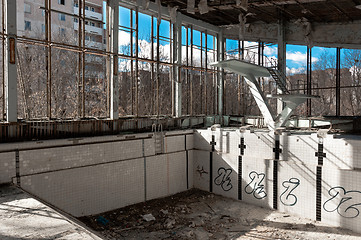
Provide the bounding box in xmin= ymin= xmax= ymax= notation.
xmin=0 ymin=130 xmax=193 ymax=217
xmin=194 ymin=128 xmax=361 ymax=234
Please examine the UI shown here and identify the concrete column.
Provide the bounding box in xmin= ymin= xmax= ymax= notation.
xmin=174 ymin=14 xmax=182 ymax=117
xmin=217 ymin=30 xmax=224 ymax=116
xmin=108 ymin=0 xmax=119 ymax=119
xmin=4 ymin=0 xmax=17 ymax=122
xmin=277 ymin=18 xmax=286 ymax=115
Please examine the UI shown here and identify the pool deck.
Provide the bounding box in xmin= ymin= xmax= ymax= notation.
xmin=0 ymin=184 xmax=102 ymax=240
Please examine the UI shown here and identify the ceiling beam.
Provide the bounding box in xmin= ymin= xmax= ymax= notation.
xmin=328 ymin=0 xmax=354 ymax=21
xmin=294 ymin=0 xmax=323 ymax=22
xmin=249 ymin=4 xmax=279 ymax=22
xmin=223 ymin=20 xmax=361 ymax=48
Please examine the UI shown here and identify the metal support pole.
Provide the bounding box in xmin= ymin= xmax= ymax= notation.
xmin=4 ymin=0 xmax=17 ymax=122
xmin=170 ymin=21 xmax=174 ymax=116
xmin=135 ymin=8 xmax=139 ymax=116
xmin=186 ymin=26 xmax=189 ymax=114
xmin=46 ymin=0 xmax=52 ymax=119
xmin=237 ymin=40 xmax=241 ymax=115
xmin=213 ymin=35 xmax=216 ymax=115
xmin=2 ymin=0 xmax=5 ymax=120
xmin=151 ymin=16 xmax=154 ymax=115
xmin=258 ymin=42 xmax=261 ymax=66
xmin=130 ymin=10 xmax=134 ymax=115
xmin=81 ymin=0 xmax=85 ymax=118
xmin=190 ymin=26 xmax=193 ymax=116
xmin=241 ymin=40 xmax=245 ymax=114
xmin=306 ymin=46 xmax=312 ymax=116
xmin=336 ymin=47 xmax=341 ymax=116
xmin=156 ymin=16 xmax=160 ymax=116
xmin=277 ymin=18 xmax=286 ymax=115
xmin=217 ymin=30 xmax=224 ymax=117
xmin=205 ymin=31 xmax=208 ymax=115
xmin=200 ymin=32 xmax=203 ymax=114
xmin=174 ymin=14 xmax=182 ymax=117
xmin=78 ymin=0 xmax=82 ymax=117
xmin=109 ymin=0 xmax=119 ymax=119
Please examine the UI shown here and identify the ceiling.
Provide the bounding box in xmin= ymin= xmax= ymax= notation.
xmin=160 ymin=0 xmax=361 ymax=26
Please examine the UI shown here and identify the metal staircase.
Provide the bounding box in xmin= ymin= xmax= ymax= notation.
xmin=267 ymin=68 xmax=290 ymax=94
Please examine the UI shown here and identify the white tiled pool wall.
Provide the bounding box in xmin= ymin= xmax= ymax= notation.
xmin=1 ymin=128 xmax=361 ymax=234
xmin=195 ymin=128 xmax=361 ymax=234
xmin=0 ymin=130 xmax=194 ymax=217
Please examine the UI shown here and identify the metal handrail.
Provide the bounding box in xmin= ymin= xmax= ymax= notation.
xmin=225 ymin=49 xmax=278 ymax=68
xmin=234 ymin=49 xmax=291 ymax=90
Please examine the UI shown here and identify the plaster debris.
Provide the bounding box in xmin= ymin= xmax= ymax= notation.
xmin=169 ymin=6 xmax=178 ymax=23
xmin=241 ymin=0 xmax=248 ymax=11
xmin=160 ymin=209 xmax=169 ymax=215
xmin=143 ymin=0 xmax=150 ymax=10
xmin=142 ymin=213 xmax=156 ymax=222
xmin=198 ymin=0 xmax=209 ymax=15
xmin=187 ymin=0 xmax=195 ymax=14
xmin=156 ymin=0 xmax=162 ymax=25
xmin=79 ymin=189 xmax=361 ymax=240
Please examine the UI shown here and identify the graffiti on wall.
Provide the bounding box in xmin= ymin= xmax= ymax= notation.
xmin=280 ymin=178 xmax=300 ymax=206
xmin=323 ymin=186 xmax=361 ymax=218
xmin=245 ymin=171 xmax=267 ymax=199
xmin=196 ymin=165 xmax=208 ymax=178
xmin=214 ymin=167 xmax=233 ymax=191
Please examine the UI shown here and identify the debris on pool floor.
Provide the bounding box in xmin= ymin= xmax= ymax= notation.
xmin=79 ymin=189 xmax=361 ymax=240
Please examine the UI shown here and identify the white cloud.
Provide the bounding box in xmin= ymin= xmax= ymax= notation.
xmin=286 ymin=67 xmax=306 ymax=75
xmin=264 ymin=46 xmax=277 ymax=56
xmin=119 ymin=31 xmax=131 ymax=46
xmin=286 ymin=51 xmax=318 ymax=63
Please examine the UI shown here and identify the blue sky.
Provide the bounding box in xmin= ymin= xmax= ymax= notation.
xmin=112 ymin=4 xmax=342 ymax=74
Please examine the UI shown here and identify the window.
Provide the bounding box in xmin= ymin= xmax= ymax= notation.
xmin=41 ymin=24 xmax=45 ymax=33
xmin=60 ymin=28 xmax=66 ymax=35
xmin=24 ymin=3 xmax=31 ymax=13
xmin=74 ymin=18 xmax=78 ymax=23
xmin=74 ymin=2 xmax=78 ymax=7
xmin=91 ymin=7 xmax=95 ymax=12
xmin=85 ymin=21 xmax=89 ymax=25
xmin=58 ymin=13 xmax=65 ymax=21
xmin=58 ymin=0 xmax=65 ymax=5
xmin=41 ymin=9 xmax=45 ymax=16
xmin=25 ymin=21 xmax=31 ymax=31
xmin=85 ymin=35 xmax=90 ymax=41
xmin=90 ymin=22 xmax=95 ymax=27
xmin=85 ymin=6 xmax=89 ymax=10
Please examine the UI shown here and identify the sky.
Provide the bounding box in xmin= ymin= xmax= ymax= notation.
xmin=112 ymin=5 xmax=344 ymax=75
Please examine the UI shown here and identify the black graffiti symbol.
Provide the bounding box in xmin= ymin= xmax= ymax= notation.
xmin=214 ymin=167 xmax=233 ymax=191
xmin=280 ymin=178 xmax=300 ymax=206
xmin=323 ymin=186 xmax=361 ymax=218
xmin=196 ymin=165 xmax=208 ymax=177
xmin=245 ymin=171 xmax=267 ymax=199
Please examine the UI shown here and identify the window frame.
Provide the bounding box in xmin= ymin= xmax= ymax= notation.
xmin=24 ymin=3 xmax=31 ymax=14
xmin=58 ymin=13 xmax=66 ymax=21
xmin=24 ymin=20 xmax=31 ymax=31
